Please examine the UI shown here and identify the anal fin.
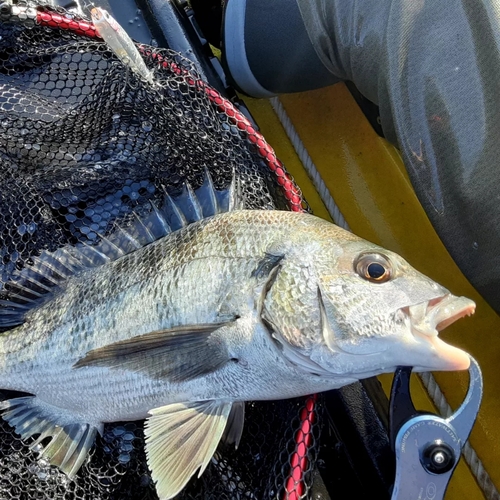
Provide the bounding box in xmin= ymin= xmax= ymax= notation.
xmin=145 ymin=400 xmax=233 ymax=500
xmin=221 ymin=401 xmax=245 ymax=449
xmin=0 ymin=396 xmax=99 ymax=478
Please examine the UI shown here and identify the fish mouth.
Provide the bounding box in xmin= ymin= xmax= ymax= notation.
xmin=402 ymin=294 xmax=475 ymax=337
xmin=401 ymin=294 xmax=475 ymax=371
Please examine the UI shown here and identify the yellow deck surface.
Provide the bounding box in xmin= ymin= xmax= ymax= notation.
xmin=243 ymin=84 xmax=500 ymax=499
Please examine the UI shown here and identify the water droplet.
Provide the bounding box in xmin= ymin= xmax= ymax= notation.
xmin=472 ymin=242 xmax=479 ymax=250
xmin=27 ymin=222 xmax=37 ymax=234
xmin=17 ymin=224 xmax=26 ymax=235
xmin=142 ymin=121 xmax=152 ymax=132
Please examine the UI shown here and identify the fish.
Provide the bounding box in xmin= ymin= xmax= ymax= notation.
xmin=0 ymin=203 xmax=474 ymax=499
xmin=90 ymin=7 xmax=154 ymax=84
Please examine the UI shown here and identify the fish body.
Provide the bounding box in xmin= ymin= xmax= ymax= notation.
xmin=90 ymin=7 xmax=154 ymax=84
xmin=0 ymin=210 xmax=474 ymax=499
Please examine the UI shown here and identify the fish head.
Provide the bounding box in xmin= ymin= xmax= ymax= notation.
xmin=267 ymin=229 xmax=474 ymax=382
xmin=306 ymin=240 xmax=474 ymax=378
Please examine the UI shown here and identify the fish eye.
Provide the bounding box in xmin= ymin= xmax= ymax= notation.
xmin=354 ymin=253 xmax=392 ymax=283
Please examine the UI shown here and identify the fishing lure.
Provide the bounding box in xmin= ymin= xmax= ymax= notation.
xmin=91 ymin=7 xmax=154 ymax=84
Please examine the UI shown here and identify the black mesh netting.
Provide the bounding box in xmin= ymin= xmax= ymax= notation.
xmin=0 ymin=2 xmax=323 ymax=499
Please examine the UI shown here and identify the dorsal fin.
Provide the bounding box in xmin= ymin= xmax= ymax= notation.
xmin=196 ymin=168 xmax=220 ymax=215
xmin=175 ymin=182 xmax=204 ymax=223
xmin=0 ymin=174 xmax=243 ymax=329
xmin=222 ymin=169 xmax=245 ymax=212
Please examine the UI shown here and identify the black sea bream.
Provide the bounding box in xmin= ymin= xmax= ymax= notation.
xmin=0 ymin=209 xmax=474 ymax=499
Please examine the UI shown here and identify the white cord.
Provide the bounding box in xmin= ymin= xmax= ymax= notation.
xmin=270 ymin=95 xmax=499 ymax=500
xmin=269 ymin=97 xmax=350 ymax=230
xmin=420 ymin=372 xmax=500 ymax=500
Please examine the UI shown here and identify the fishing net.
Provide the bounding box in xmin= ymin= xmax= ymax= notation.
xmin=0 ymin=2 xmax=325 ymax=499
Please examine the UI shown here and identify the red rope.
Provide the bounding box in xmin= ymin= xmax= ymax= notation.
xmin=202 ymin=85 xmax=304 ymax=212
xmin=283 ymin=394 xmax=318 ymax=500
xmin=37 ymin=10 xmax=98 ymax=37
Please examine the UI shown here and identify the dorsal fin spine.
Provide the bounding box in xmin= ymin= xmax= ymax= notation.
xmin=5 ymin=283 xmax=44 ymax=301
xmin=150 ymin=201 xmax=172 ymax=235
xmin=228 ymin=169 xmax=244 ymax=211
xmin=35 ymin=260 xmax=69 ymax=283
xmin=203 ymin=168 xmax=220 ymax=215
xmin=93 ymin=231 xmax=126 ymax=259
xmin=115 ymin=225 xmax=142 ymax=250
xmin=132 ymin=211 xmax=156 ymax=244
xmin=185 ymin=183 xmax=203 ymax=221
xmin=164 ymin=188 xmax=188 ymax=229
xmin=0 ymin=300 xmax=31 ymax=310
xmin=80 ymin=241 xmax=111 ymax=264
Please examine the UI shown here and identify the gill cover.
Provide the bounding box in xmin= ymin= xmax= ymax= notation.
xmin=318 ymin=285 xmax=384 ymax=356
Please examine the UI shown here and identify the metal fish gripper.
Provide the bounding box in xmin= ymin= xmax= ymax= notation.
xmin=389 ymin=357 xmax=482 ymax=500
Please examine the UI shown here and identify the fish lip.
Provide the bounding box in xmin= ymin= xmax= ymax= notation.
xmin=401 ymin=294 xmax=476 ymax=338
xmin=400 ymin=294 xmax=474 ymax=372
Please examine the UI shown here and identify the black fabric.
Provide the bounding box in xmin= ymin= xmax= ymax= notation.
xmin=190 ymin=0 xmax=224 ymax=48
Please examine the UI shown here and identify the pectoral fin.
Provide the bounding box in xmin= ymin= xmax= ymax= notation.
xmin=74 ymin=320 xmax=235 ymax=382
xmin=145 ymin=400 xmax=232 ymax=500
xmin=0 ymin=396 xmax=99 ymax=477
